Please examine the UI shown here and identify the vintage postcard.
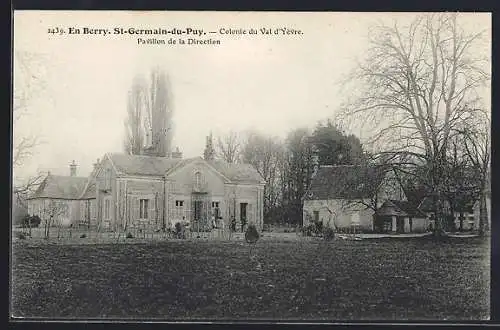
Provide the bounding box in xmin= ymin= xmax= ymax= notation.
xmin=12 ymin=11 xmax=491 ymax=321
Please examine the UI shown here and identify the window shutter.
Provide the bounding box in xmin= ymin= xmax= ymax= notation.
xmin=134 ymin=197 xmax=139 ymax=222
xmin=148 ymin=197 xmax=155 ymax=222
xmin=154 ymin=194 xmax=159 ymax=226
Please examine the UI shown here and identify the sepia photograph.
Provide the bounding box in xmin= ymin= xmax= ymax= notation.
xmin=11 ymin=11 xmax=491 ymax=321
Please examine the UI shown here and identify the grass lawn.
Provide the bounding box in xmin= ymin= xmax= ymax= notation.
xmin=11 ymin=236 xmax=490 ymax=320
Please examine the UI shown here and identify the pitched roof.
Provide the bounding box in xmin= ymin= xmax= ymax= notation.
xmin=107 ymin=153 xmax=264 ymax=184
xmin=28 ymin=174 xmax=88 ymax=200
xmin=208 ymin=160 xmax=265 ymax=184
xmin=304 ymin=165 xmax=389 ymax=200
xmin=376 ymin=199 xmax=427 ymax=218
xmin=107 ymin=153 xmax=190 ymax=176
xmin=80 ymin=181 xmax=96 ymax=199
xmin=402 ymin=185 xmax=429 ymax=208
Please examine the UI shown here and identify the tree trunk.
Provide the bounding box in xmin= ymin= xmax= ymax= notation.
xmin=46 ymin=219 xmax=51 ymax=239
xmin=433 ymin=191 xmax=446 ymax=237
xmin=459 ymin=212 xmax=464 ymax=232
xmin=478 ymin=191 xmax=488 ymax=237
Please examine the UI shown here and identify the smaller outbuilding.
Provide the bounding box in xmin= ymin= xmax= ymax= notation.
xmin=375 ymin=200 xmax=429 ymax=233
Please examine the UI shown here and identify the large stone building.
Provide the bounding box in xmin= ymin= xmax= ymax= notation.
xmin=28 ymin=153 xmax=265 ymax=232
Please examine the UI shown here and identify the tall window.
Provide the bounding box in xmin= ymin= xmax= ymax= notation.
xmin=240 ymin=203 xmax=248 ymax=222
xmin=175 ymin=200 xmax=184 ymax=219
xmin=195 ymin=171 xmax=202 ymax=187
xmin=104 ymin=199 xmax=110 ymax=219
xmin=140 ymin=199 xmax=149 ymax=219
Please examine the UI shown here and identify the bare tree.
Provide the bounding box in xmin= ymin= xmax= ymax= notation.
xmin=13 ymin=51 xmax=49 ymax=166
xmin=341 ymin=13 xmax=490 ymax=233
xmin=458 ymin=116 xmax=490 ymax=235
xmin=241 ymin=131 xmax=285 ymax=222
xmin=216 ymin=131 xmax=242 ymax=164
xmin=13 ymin=173 xmax=45 ymax=209
xmin=282 ymin=128 xmax=316 ymax=225
xmin=124 ymin=67 xmax=174 ymax=156
xmin=203 ymin=132 xmax=216 ymax=161
xmin=123 ymin=76 xmax=146 ymax=155
xmin=41 ymin=200 xmax=69 ymax=239
xmin=144 ymin=67 xmax=174 ymax=157
xmin=13 ymin=51 xmax=52 ymax=213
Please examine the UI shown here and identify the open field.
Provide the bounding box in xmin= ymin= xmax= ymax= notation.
xmin=11 ymin=236 xmax=490 ymax=320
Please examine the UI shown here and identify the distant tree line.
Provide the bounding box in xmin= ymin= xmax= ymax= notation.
xmin=209 ymin=120 xmax=367 ymax=225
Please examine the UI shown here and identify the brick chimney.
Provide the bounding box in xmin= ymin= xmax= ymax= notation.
xmin=171 ymin=146 xmax=183 ymax=159
xmin=70 ymin=160 xmax=77 ymax=177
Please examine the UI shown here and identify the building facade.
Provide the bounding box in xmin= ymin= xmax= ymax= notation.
xmin=302 ymin=165 xmax=429 ymax=233
xmin=28 ymin=154 xmax=265 ymax=232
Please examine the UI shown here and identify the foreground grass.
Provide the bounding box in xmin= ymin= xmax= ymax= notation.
xmin=11 ymin=236 xmax=490 ymax=320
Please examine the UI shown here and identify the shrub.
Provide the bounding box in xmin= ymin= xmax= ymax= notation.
xmin=262 ymin=224 xmax=271 ymax=232
xmin=313 ymin=221 xmax=324 ymax=235
xmin=126 ymin=232 xmax=134 ymax=239
xmin=16 ymin=232 xmax=26 ymax=240
xmin=245 ymin=224 xmax=260 ymax=244
xmin=22 ymin=215 xmax=41 ymax=228
xmin=323 ymin=227 xmax=335 ymax=241
xmin=301 ymin=225 xmax=314 ymax=237
xmin=174 ymin=222 xmax=186 ymax=239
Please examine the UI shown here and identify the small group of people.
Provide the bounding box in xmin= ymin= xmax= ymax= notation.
xmin=211 ymin=215 xmax=224 ymax=230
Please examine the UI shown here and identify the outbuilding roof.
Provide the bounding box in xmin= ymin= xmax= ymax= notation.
xmin=80 ymin=181 xmax=96 ymax=199
xmin=304 ymin=165 xmax=389 ymax=200
xmin=376 ymin=199 xmax=427 ymax=218
xmin=28 ymin=174 xmax=88 ymax=200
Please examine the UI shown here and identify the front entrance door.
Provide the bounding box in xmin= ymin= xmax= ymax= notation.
xmin=396 ymin=216 xmax=405 ymax=233
xmin=240 ymin=203 xmax=248 ymax=231
xmin=374 ymin=215 xmax=392 ymax=233
xmin=192 ymin=196 xmax=211 ymax=231
xmin=193 ymin=200 xmax=202 ymax=221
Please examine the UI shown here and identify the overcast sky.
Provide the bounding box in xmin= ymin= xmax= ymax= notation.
xmin=13 ymin=11 xmax=491 ymax=181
